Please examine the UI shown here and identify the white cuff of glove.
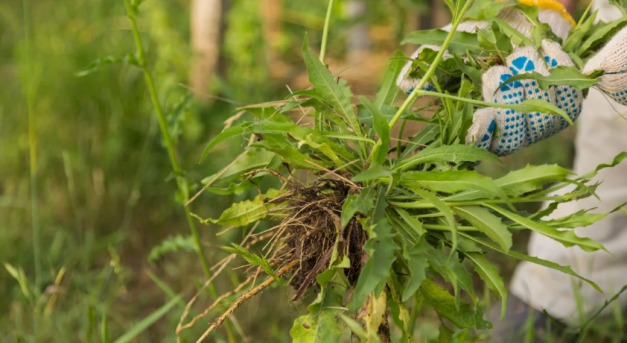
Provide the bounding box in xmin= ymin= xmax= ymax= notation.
xmin=584 ymin=26 xmax=627 ymax=106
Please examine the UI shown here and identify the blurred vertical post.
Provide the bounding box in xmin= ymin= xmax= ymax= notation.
xmin=347 ymin=0 xmax=370 ymax=64
xmin=261 ymin=0 xmax=281 ymax=77
xmin=190 ymin=0 xmax=222 ymax=101
xmin=418 ymin=0 xmax=449 ymax=29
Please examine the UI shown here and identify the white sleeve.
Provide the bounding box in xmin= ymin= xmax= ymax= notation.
xmin=592 ymin=0 xmax=624 ymax=23
xmin=509 ymin=89 xmax=627 ymax=325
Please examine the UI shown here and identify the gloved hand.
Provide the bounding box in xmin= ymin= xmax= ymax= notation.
xmin=398 ymin=1 xmax=627 ymax=156
xmin=397 ymin=1 xmax=574 ymax=94
xmin=467 ymin=24 xmax=627 ymax=156
xmin=466 ymin=40 xmax=583 ymax=155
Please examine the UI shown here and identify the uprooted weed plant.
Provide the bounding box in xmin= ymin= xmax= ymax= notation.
xmin=175 ymin=1 xmax=627 ymax=341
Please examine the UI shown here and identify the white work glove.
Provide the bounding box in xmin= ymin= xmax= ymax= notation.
xmin=397 ymin=2 xmax=574 ymax=94
xmin=469 ymin=24 xmax=627 ymax=156
xmin=466 ymin=40 xmax=583 ymax=155
xmin=583 ymin=26 xmax=627 ymax=106
xmin=398 ymin=1 xmax=627 ymax=156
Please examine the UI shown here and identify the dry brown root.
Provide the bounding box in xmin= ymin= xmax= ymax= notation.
xmin=177 ymin=222 xmax=266 ymax=339
xmin=195 ymin=260 xmax=300 ymax=343
xmin=271 ymin=178 xmax=367 ymax=300
xmin=176 ymin=256 xmax=235 ymax=341
xmin=177 ymin=272 xmax=256 ymax=334
xmin=188 ymin=176 xmax=369 ymax=342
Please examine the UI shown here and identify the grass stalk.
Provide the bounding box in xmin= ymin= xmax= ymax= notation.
xmin=319 ymin=0 xmax=335 ymax=63
xmin=123 ymin=0 xmax=211 ymax=281
xmin=22 ymin=0 xmax=41 ymax=294
xmin=123 ymin=1 xmax=238 ymax=341
xmin=388 ymin=0 xmax=474 ymax=130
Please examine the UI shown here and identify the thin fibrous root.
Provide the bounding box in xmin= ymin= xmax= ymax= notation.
xmin=177 ymin=256 xmax=233 ymax=339
xmin=195 ymin=260 xmax=299 ymax=343
xmin=178 ymin=272 xmax=256 ymax=333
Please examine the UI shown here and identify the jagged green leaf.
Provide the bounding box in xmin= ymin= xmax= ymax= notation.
xmin=563 ymin=11 xmax=597 ymax=53
xmin=350 ymin=217 xmax=399 ymax=310
xmin=200 ymin=122 xmax=251 ymax=162
xmin=401 ymin=239 xmax=429 ymax=302
xmin=508 ymin=99 xmax=572 ymax=126
xmin=406 ymin=186 xmax=458 ymax=251
xmin=395 ymin=208 xmax=426 ymax=237
xmin=543 ymin=209 xmax=607 ymax=229
xmin=223 ymin=243 xmax=282 ymax=283
xmin=302 ymin=36 xmax=360 ymax=134
xmin=352 ymin=165 xmax=393 ymax=183
xmin=466 ymin=253 xmax=508 ymax=317
xmin=362 ymin=97 xmax=390 ymax=165
xmin=205 ymin=188 xmax=288 ymax=227
xmin=486 ymin=204 xmax=605 ymax=252
xmin=254 ymin=133 xmax=323 ymax=170
xmin=426 ymin=244 xmax=477 ymax=303
xmin=395 ymin=144 xmax=501 ymax=171
xmin=499 ymin=66 xmax=602 ymax=91
xmin=401 ymin=171 xmax=509 ymax=202
xmin=578 ymin=151 xmax=627 ymax=180
xmin=461 ymin=232 xmax=602 ymax=292
xmin=492 ymin=164 xmax=571 ymax=197
xmin=341 ymin=186 xmax=376 ymax=228
xmin=201 ymin=148 xmax=277 ymax=186
xmin=420 ymin=279 xmax=485 ymax=329
xmin=452 ymin=206 xmax=512 ymax=251
xmin=577 ymin=17 xmax=627 ymax=57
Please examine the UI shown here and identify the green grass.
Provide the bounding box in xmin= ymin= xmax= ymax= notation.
xmin=0 ymin=0 xmax=350 ymax=341
xmin=0 ymin=0 xmax=216 ymax=341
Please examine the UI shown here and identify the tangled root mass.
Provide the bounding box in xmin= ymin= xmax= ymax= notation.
xmin=271 ymin=179 xmax=367 ymax=300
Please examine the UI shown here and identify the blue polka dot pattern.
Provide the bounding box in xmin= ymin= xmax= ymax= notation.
xmin=601 ymin=87 xmax=627 ymax=106
xmin=616 ymin=89 xmax=627 ymax=104
xmin=467 ymin=42 xmax=584 ymax=156
xmin=507 ymin=48 xmax=558 ymax=143
xmin=542 ymin=40 xmax=583 ymax=130
xmin=487 ymin=66 xmax=526 ymax=155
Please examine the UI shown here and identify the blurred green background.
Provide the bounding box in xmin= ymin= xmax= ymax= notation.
xmin=0 ymin=0 xmax=577 ymax=342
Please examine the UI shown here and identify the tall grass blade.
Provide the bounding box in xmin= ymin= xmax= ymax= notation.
xmin=22 ymin=0 xmax=41 ymax=294
xmin=113 ymin=295 xmax=182 ymax=343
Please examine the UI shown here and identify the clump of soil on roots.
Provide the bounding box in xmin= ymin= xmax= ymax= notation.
xmin=272 ymin=178 xmax=367 ymax=300
xmin=177 ymin=178 xmax=369 ymax=340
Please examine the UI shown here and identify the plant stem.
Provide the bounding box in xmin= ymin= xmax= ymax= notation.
xmin=123 ymin=0 xmax=212 ymax=289
xmin=575 ymin=1 xmax=594 ymax=30
xmin=388 ymin=0 xmax=474 ymax=130
xmin=123 ymin=2 xmax=238 ymax=341
xmin=319 ymin=0 xmax=335 ymax=62
xmin=22 ymin=0 xmax=41 ymax=294
xmin=388 ymin=196 xmax=564 ymax=210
